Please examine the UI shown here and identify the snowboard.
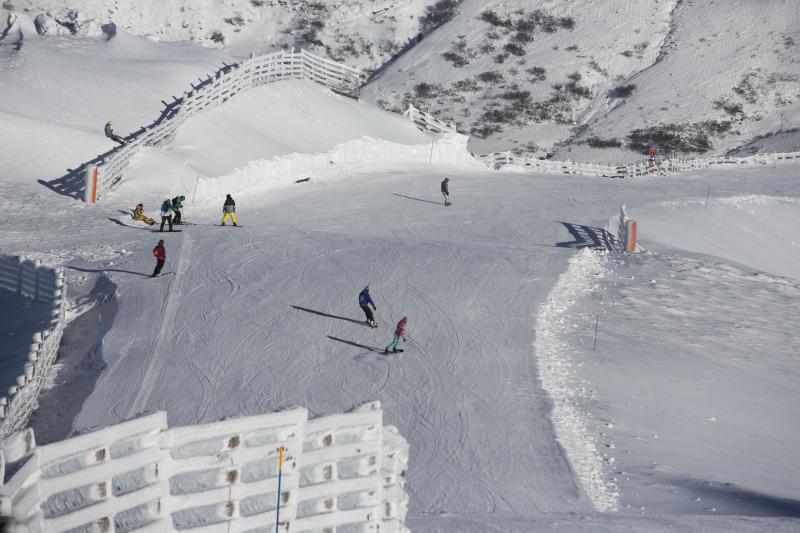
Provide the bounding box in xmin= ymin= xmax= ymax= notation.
xmin=382 ymin=349 xmax=404 ymax=354
xmin=147 ymin=272 xmax=174 ymax=278
xmin=366 ymin=322 xmax=378 ymax=328
xmin=152 ymin=229 xmax=183 ymax=233
xmin=217 ymin=224 xmax=243 ymax=227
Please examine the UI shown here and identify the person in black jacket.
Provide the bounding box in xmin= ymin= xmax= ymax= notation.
xmin=441 ymin=177 xmax=451 ymax=206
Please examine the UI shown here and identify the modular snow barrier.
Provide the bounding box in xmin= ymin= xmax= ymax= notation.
xmin=0 ymin=402 xmax=409 ymax=533
xmin=79 ymin=49 xmax=361 ymax=203
xmin=0 ymin=256 xmax=66 ymax=441
xmin=477 ymin=150 xmax=800 ymax=178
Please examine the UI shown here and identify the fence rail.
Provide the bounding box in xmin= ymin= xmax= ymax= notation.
xmin=76 ymin=49 xmax=361 ymax=203
xmin=1 ymin=402 xmax=409 ymax=532
xmin=0 ymin=256 xmax=66 ymax=440
xmin=401 ymin=104 xmax=456 ymax=134
xmin=476 ymin=150 xmax=800 ymax=178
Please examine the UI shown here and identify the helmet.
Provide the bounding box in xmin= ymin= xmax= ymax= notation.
xmin=106 ymin=120 xmax=112 ymax=125
xmin=157 ymin=239 xmax=164 ymax=245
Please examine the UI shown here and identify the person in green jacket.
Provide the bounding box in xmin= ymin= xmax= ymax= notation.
xmin=172 ymin=195 xmax=186 ymax=225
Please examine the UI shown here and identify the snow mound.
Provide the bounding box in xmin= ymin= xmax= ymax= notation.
xmin=535 ymin=247 xmax=620 ymax=512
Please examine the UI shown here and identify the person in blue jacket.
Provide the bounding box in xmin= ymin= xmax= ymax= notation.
xmin=359 ymin=285 xmax=377 ymax=327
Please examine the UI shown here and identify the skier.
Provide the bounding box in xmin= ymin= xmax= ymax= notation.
xmin=104 ymin=120 xmax=127 ymax=145
xmin=171 ymin=195 xmax=186 ymax=225
xmin=221 ymin=194 xmax=237 ymax=226
xmin=131 ymin=203 xmax=155 ymax=225
xmin=152 ymin=240 xmax=166 ymax=277
xmin=159 ymin=198 xmax=174 ymax=232
xmin=441 ymin=177 xmax=451 ymax=206
xmin=384 ymin=316 xmax=407 ymax=354
xmin=358 ymin=286 xmax=378 ymax=327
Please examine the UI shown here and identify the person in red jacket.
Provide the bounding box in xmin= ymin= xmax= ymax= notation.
xmin=384 ymin=316 xmax=407 ymax=354
xmin=152 ymin=239 xmax=166 ymax=277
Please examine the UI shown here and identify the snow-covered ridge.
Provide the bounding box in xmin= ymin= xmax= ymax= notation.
xmin=1 ymin=402 xmax=409 ymax=532
xmin=534 ymin=247 xmax=620 ymax=512
xmin=0 ymin=256 xmax=66 ymax=440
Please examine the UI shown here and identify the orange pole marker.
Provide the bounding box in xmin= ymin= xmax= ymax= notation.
xmin=89 ymin=167 xmax=98 ymax=204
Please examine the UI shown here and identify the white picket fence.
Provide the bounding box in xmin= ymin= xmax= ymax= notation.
xmin=83 ymin=48 xmax=361 ymax=203
xmin=0 ymin=402 xmax=409 ymax=533
xmin=476 ymin=150 xmax=800 ymax=178
xmin=0 ymin=256 xmax=66 ymax=441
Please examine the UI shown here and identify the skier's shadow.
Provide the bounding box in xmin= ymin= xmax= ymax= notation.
xmin=327 ymin=336 xmax=385 ymax=353
xmin=556 ymin=221 xmax=618 ymax=250
xmin=392 ymin=193 xmax=442 ymax=206
xmin=292 ymin=305 xmax=365 ymax=326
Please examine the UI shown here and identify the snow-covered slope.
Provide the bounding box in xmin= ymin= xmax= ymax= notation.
xmin=9 ymin=0 xmax=429 ymax=70
xmin=0 ymin=23 xmax=230 ymax=183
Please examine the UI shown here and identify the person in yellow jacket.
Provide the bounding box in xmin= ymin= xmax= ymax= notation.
xmin=132 ymin=203 xmax=155 ymax=225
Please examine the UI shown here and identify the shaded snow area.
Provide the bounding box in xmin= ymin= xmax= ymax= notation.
xmin=0 ymin=290 xmax=53 ymax=392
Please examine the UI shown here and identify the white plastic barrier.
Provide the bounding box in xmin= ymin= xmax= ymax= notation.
xmin=402 ymin=104 xmax=456 ymax=134
xmin=0 ymin=256 xmax=66 ymax=440
xmin=84 ymin=49 xmax=362 ymax=203
xmin=477 ymin=150 xmax=800 ymax=178
xmin=0 ymin=402 xmax=410 ymax=533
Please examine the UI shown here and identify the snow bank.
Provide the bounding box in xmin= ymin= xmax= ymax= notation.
xmin=534 ymin=248 xmax=620 ymax=512
xmin=637 ymin=195 xmax=800 ymax=281
xmin=0 ymin=401 xmax=409 ymax=532
xmin=0 ymin=256 xmax=66 ymax=440
xmin=190 ymin=133 xmax=480 ymax=204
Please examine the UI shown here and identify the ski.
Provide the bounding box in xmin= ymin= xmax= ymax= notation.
xmin=152 ymin=229 xmax=183 ymax=233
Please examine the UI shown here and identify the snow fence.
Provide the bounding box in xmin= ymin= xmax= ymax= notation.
xmin=82 ymin=49 xmax=362 ymax=203
xmin=0 ymin=256 xmax=66 ymax=441
xmin=0 ymin=401 xmax=409 ymax=533
xmin=477 ymin=150 xmax=800 ymax=178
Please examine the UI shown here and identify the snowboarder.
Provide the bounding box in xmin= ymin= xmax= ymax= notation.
xmin=132 ymin=203 xmax=155 ymax=225
xmin=359 ymin=286 xmax=378 ymax=327
xmin=221 ymin=194 xmax=237 ymax=226
xmin=159 ymin=199 xmax=174 ymax=232
xmin=385 ymin=316 xmax=407 ymax=354
xmin=441 ymin=178 xmax=451 ymax=206
xmin=104 ymin=120 xmax=127 ymax=145
xmin=152 ymin=240 xmax=166 ymax=277
xmin=171 ymin=195 xmax=185 ymax=225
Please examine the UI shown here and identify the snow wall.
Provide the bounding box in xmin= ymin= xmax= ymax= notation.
xmin=0 ymin=401 xmax=410 ymax=533
xmin=0 ymin=256 xmax=66 ymax=441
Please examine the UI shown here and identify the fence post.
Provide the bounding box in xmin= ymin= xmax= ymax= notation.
xmin=84 ymin=165 xmax=99 ymax=204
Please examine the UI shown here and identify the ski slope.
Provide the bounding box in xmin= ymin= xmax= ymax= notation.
xmin=2 ymin=23 xmax=800 ymax=533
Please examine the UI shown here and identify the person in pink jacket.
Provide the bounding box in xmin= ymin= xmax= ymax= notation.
xmin=385 ymin=316 xmax=407 ymax=354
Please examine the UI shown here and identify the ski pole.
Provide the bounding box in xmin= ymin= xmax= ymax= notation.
xmin=704 ymin=186 xmax=710 ymax=209
xmin=191 ymin=175 xmax=200 ymax=206
xmin=275 ymin=447 xmax=284 ymax=533
xmin=593 ymin=314 xmax=599 ymax=351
